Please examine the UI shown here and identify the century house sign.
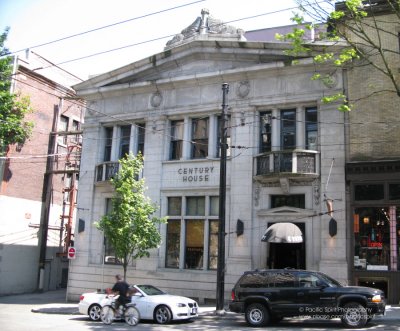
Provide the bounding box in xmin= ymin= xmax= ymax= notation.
xmin=177 ymin=166 xmax=215 ymax=182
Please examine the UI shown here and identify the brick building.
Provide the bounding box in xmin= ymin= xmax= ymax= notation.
xmin=0 ymin=51 xmax=84 ymax=294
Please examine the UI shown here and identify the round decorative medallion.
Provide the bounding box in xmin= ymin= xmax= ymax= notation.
xmin=236 ymin=81 xmax=250 ymax=98
xmin=150 ymin=92 xmax=163 ymax=108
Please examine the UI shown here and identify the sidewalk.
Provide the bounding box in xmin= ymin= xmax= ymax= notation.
xmin=2 ymin=289 xmax=399 ymax=321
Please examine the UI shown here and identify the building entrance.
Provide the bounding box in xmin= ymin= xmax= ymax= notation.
xmin=267 ymin=223 xmax=306 ymax=269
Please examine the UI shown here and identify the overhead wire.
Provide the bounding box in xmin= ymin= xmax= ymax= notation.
xmin=3 ymin=0 xmax=207 ymax=56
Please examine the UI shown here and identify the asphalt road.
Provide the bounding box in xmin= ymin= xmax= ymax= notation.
xmin=1 ymin=289 xmax=400 ymax=330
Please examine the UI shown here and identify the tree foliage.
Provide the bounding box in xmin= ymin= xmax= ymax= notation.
xmin=276 ymin=0 xmax=400 ymax=111
xmin=0 ymin=28 xmax=33 ymax=154
xmin=95 ymin=153 xmax=167 ymax=279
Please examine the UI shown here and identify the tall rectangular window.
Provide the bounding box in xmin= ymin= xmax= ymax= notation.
xmin=72 ymin=120 xmax=80 ymax=143
xmin=166 ymin=220 xmax=181 ymax=268
xmin=119 ymin=125 xmax=131 ymax=158
xmin=185 ymin=220 xmax=204 ymax=269
xmin=58 ymin=115 xmax=69 ymax=145
xmin=216 ymin=116 xmax=231 ymax=157
xmin=137 ymin=124 xmax=145 ymax=155
xmin=260 ymin=111 xmax=272 ymax=153
xmin=170 ymin=120 xmax=184 ymax=160
xmin=191 ymin=118 xmax=209 ymax=159
xmin=104 ymin=127 xmax=113 ymax=161
xmin=281 ymin=109 xmax=296 ymax=150
xmin=168 ymin=197 xmax=182 ymax=216
xmin=104 ymin=198 xmax=121 ymax=264
xmin=305 ymin=107 xmax=318 ymax=150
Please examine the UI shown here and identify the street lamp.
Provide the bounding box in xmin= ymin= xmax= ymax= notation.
xmin=216 ymin=83 xmax=229 ymax=313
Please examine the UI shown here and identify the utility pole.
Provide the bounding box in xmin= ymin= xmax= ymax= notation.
xmin=216 ymin=83 xmax=229 ymax=312
xmin=38 ymin=101 xmax=61 ymax=291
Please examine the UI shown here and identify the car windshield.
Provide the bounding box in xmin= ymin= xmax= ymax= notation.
xmin=316 ymin=272 xmax=343 ymax=287
xmin=136 ymin=285 xmax=166 ymax=295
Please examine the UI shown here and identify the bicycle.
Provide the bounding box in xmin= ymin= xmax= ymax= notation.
xmin=100 ymin=294 xmax=140 ymax=326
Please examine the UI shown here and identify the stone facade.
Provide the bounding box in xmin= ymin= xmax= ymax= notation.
xmin=68 ymin=11 xmax=348 ymax=303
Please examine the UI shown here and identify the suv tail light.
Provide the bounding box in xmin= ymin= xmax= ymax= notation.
xmin=231 ymin=290 xmax=236 ymax=301
xmin=79 ymin=295 xmax=84 ymax=301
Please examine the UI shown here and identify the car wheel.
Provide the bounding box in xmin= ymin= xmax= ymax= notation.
xmin=340 ymin=302 xmax=368 ymax=328
xmin=88 ymin=304 xmax=102 ymax=321
xmin=154 ymin=305 xmax=172 ymax=324
xmin=245 ymin=303 xmax=270 ymax=327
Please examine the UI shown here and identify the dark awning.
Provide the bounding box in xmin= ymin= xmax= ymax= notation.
xmin=261 ymin=222 xmax=303 ymax=243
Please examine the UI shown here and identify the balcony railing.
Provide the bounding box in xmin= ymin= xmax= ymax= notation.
xmin=95 ymin=161 xmax=119 ymax=182
xmin=255 ymin=150 xmax=319 ymax=177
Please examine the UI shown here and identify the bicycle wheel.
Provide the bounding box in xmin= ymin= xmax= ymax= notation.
xmin=101 ymin=305 xmax=115 ymax=325
xmin=125 ymin=306 xmax=140 ymax=326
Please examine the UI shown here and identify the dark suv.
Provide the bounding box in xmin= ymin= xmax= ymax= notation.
xmin=229 ymin=269 xmax=385 ymax=328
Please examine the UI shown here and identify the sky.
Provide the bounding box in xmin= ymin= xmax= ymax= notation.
xmin=0 ymin=0 xmax=301 ymax=80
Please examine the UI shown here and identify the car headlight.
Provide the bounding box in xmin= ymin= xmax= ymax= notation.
xmin=176 ymin=303 xmax=187 ymax=307
xmin=371 ymin=294 xmax=382 ymax=303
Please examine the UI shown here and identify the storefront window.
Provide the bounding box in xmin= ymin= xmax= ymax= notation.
xmin=355 ymin=184 xmax=384 ymax=200
xmin=353 ymin=206 xmax=400 ymax=271
xmin=389 ymin=184 xmax=400 ymax=200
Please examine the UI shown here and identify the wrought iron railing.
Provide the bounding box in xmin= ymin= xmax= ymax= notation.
xmin=255 ymin=150 xmax=318 ymax=176
xmin=95 ymin=161 xmax=119 ymax=182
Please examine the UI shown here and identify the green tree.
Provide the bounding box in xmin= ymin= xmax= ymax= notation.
xmin=0 ymin=27 xmax=33 ymax=155
xmin=95 ymin=153 xmax=167 ymax=279
xmin=276 ymin=0 xmax=400 ymax=111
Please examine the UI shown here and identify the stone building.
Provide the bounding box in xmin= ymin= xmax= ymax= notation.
xmin=67 ymin=9 xmax=348 ymax=304
xmin=0 ymin=51 xmax=84 ymax=294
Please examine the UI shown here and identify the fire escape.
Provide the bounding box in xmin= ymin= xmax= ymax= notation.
xmin=55 ymin=130 xmax=82 ymax=256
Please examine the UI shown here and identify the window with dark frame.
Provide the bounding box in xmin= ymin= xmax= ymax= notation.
xmin=119 ymin=125 xmax=131 ymax=159
xmin=216 ymin=115 xmax=231 ymax=157
xmin=191 ymin=118 xmax=209 ymax=159
xmin=305 ymin=107 xmax=318 ymax=150
xmin=104 ymin=127 xmax=113 ymax=162
xmin=271 ymin=195 xmax=306 ymax=209
xmin=355 ymin=184 xmax=385 ymax=201
xmin=260 ymin=111 xmax=272 ymax=153
xmin=170 ymin=120 xmax=184 ymax=160
xmin=280 ymin=109 xmax=296 ymax=150
xmin=137 ymin=123 xmax=145 ymax=156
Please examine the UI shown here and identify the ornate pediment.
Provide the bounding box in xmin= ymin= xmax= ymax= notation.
xmin=165 ymin=8 xmax=245 ymax=50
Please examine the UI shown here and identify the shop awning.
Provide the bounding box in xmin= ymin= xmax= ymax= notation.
xmin=261 ymin=222 xmax=303 ymax=243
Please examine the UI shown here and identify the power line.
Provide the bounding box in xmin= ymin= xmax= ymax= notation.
xmin=27 ymin=5 xmax=304 ymax=72
xmin=4 ymin=0 xmax=207 ymax=56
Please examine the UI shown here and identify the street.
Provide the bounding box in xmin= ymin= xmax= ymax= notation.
xmin=0 ymin=290 xmax=400 ymax=330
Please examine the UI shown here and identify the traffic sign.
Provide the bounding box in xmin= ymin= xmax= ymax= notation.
xmin=67 ymin=246 xmax=76 ymax=259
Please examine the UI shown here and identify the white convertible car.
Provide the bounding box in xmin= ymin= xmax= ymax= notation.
xmin=79 ymin=284 xmax=199 ymax=324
